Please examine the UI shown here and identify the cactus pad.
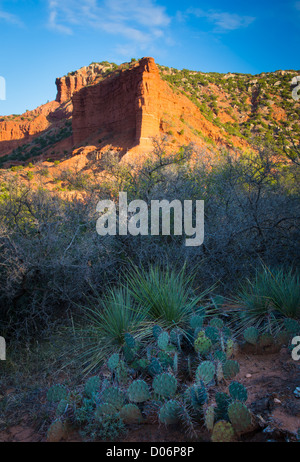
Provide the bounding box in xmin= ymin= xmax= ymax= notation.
xmin=228 ymin=381 xmax=248 ymax=402
xmin=158 ymin=400 xmax=181 ymax=425
xmin=128 ymin=380 xmax=151 ymax=403
xmin=211 ymin=421 xmax=235 ymax=442
xmin=228 ymin=401 xmax=252 ymax=433
xmin=120 ymin=404 xmax=143 ymax=424
xmin=243 ymin=326 xmax=259 ymax=345
xmin=153 ymin=373 xmax=177 ymax=398
xmin=196 ymin=361 xmax=215 ymax=385
xmin=223 ymin=360 xmax=240 ymax=380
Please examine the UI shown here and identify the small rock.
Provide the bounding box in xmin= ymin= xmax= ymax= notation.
xmin=245 ymin=373 xmax=252 ymax=378
xmin=274 ymin=398 xmax=281 ymax=404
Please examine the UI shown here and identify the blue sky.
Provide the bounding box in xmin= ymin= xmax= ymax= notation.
xmin=0 ymin=0 xmax=299 ymax=115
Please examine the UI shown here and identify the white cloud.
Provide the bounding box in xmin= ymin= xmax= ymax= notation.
xmin=47 ymin=0 xmax=171 ymax=49
xmin=0 ymin=8 xmax=23 ymax=26
xmin=187 ymin=8 xmax=255 ymax=32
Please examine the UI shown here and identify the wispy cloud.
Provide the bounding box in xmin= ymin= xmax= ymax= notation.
xmin=0 ymin=8 xmax=23 ymax=26
xmin=187 ymin=8 xmax=255 ymax=32
xmin=47 ymin=0 xmax=171 ymax=51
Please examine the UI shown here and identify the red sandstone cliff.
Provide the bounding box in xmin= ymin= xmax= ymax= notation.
xmin=0 ymin=57 xmax=248 ymax=167
xmin=72 ymin=57 xmax=248 ymax=158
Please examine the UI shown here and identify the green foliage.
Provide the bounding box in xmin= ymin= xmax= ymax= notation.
xmin=126 ymin=264 xmax=212 ymax=328
xmin=76 ymin=286 xmax=150 ymax=372
xmin=233 ymin=267 xmax=300 ymax=333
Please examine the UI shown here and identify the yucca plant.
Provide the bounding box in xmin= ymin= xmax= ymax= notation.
xmin=125 ymin=264 xmax=213 ymax=329
xmin=231 ymin=265 xmax=300 ymax=335
xmin=69 ymin=286 xmax=151 ymax=373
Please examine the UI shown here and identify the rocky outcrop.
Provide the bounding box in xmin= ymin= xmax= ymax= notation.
xmin=55 ymin=63 xmax=115 ymax=104
xmin=0 ymin=57 xmax=249 ymax=165
xmin=72 ymin=57 xmax=247 ymax=154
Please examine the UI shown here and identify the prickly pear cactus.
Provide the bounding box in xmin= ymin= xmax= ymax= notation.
xmin=189 ymin=315 xmax=204 ymax=330
xmin=47 ymin=419 xmax=67 ymax=442
xmin=158 ymin=331 xmax=169 ymax=350
xmin=194 ymin=331 xmax=212 ymax=355
xmin=123 ymin=345 xmax=135 ymax=363
xmin=210 ymin=317 xmax=224 ymax=329
xmin=214 ymin=350 xmax=227 ymax=363
xmin=153 ymin=373 xmax=177 ymax=398
xmin=158 ymin=351 xmax=173 ymax=369
xmin=170 ymin=328 xmax=182 ymax=349
xmin=116 ymin=360 xmax=129 ymax=385
xmin=173 ymin=353 xmax=178 ymax=375
xmin=148 ymin=357 xmax=162 ymax=376
xmin=107 ymin=353 xmax=120 ymax=371
xmin=204 ymin=405 xmax=215 ymax=431
xmin=152 ymin=324 xmax=163 ymax=339
xmin=102 ymin=386 xmax=126 ymax=410
xmin=55 ymin=399 xmax=69 ymax=417
xmin=211 ymin=421 xmax=235 ymax=442
xmin=120 ymin=404 xmax=143 ymax=424
xmin=196 ymin=361 xmax=215 ymax=385
xmin=225 ymin=338 xmax=235 ymax=358
xmin=243 ymin=326 xmax=259 ymax=345
xmin=216 ymin=361 xmax=224 ymax=383
xmin=205 ymin=325 xmax=219 ymax=344
xmin=185 ymin=381 xmax=208 ymax=410
xmin=84 ymin=376 xmax=100 ymax=399
xmin=214 ymin=392 xmax=232 ymax=421
xmin=222 ymin=360 xmax=240 ymax=380
xmin=229 ymin=381 xmax=248 ymax=402
xmin=47 ymin=384 xmax=68 ymax=403
xmin=95 ymin=403 xmax=117 ymax=418
xmin=128 ymin=380 xmax=151 ymax=403
xmin=158 ymin=400 xmax=181 ymax=425
xmin=228 ymin=401 xmax=252 ymax=433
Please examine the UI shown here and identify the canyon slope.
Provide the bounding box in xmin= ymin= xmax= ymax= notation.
xmin=0 ymin=57 xmax=299 ymax=169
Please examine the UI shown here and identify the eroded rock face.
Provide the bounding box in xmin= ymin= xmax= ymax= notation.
xmin=72 ymin=57 xmax=246 ymax=154
xmin=0 ymin=57 xmax=248 ymax=165
xmin=55 ymin=63 xmax=114 ymax=104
